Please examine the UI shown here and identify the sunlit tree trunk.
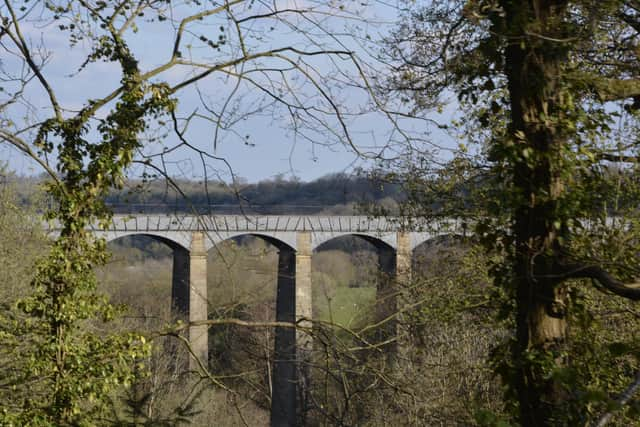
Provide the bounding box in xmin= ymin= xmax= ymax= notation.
xmin=499 ymin=1 xmax=570 ymax=424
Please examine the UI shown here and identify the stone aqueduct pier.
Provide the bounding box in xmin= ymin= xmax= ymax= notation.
xmin=90 ymin=214 xmax=460 ymax=425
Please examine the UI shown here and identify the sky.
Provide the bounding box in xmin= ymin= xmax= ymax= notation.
xmin=0 ymin=0 xmax=455 ymax=183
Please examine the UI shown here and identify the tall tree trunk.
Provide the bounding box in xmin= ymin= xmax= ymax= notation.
xmin=499 ymin=1 xmax=570 ymax=424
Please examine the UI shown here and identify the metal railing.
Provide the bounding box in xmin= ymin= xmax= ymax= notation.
xmin=105 ymin=203 xmax=361 ymax=216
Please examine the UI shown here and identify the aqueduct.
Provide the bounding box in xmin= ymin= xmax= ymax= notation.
xmin=88 ymin=214 xmax=464 ymax=426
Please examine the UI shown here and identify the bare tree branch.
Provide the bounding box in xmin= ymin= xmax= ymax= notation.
xmin=593 ymin=370 xmax=640 ymax=427
xmin=557 ymin=263 xmax=640 ymax=300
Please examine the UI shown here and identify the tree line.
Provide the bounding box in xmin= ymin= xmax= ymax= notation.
xmin=105 ymin=173 xmax=403 ymax=214
xmin=3 ymin=171 xmax=403 ymax=214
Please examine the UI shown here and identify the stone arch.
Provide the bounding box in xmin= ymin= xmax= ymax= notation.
xmin=314 ymin=232 xmax=395 ymax=252
xmin=203 ymin=231 xmax=297 ymax=252
xmin=104 ymin=233 xmax=191 ymax=319
xmin=311 ymin=231 xmax=397 ymax=252
xmin=102 ymin=230 xmax=190 ymax=252
xmin=313 ymin=233 xmax=396 ymax=306
xmin=105 ymin=232 xmax=187 ymax=251
xmin=205 ymin=232 xmax=297 ymax=426
xmin=208 ymin=232 xmax=295 ymax=253
xmin=205 ymin=233 xmax=290 ymax=310
xmin=312 ymin=233 xmax=398 ymax=354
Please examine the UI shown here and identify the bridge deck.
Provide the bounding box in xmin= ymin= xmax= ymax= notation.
xmin=45 ymin=215 xmax=467 ymax=251
xmin=97 ymin=214 xmax=460 ymax=233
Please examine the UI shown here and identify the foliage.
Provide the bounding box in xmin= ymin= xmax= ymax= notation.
xmin=97 ymin=231 xmax=508 ymax=425
xmin=300 ymin=238 xmax=504 ymax=426
xmin=0 ymin=0 xmax=403 ymax=423
xmin=7 ymin=0 xmax=640 ymax=424
xmin=0 ymin=167 xmax=48 ymax=301
xmin=377 ymin=0 xmax=640 ymax=425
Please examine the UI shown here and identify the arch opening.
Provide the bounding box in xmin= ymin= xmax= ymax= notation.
xmin=205 ymin=234 xmax=295 ymax=425
xmin=98 ymin=234 xmax=184 ymax=322
xmin=306 ymin=234 xmax=399 ymax=421
xmin=97 ymin=234 xmax=193 ymax=400
xmin=312 ymin=234 xmax=397 ymax=349
xmin=207 ymin=235 xmax=279 ymax=327
xmin=104 ymin=231 xmax=189 ymax=252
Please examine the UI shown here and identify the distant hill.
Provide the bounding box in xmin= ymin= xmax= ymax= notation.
xmin=2 ymin=171 xmax=403 ymax=215
xmin=104 ymin=173 xmax=404 ymax=215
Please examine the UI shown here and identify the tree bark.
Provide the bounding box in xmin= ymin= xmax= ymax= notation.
xmin=499 ymin=1 xmax=571 ymax=424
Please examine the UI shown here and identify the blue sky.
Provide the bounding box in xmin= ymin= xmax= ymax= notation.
xmin=0 ymin=1 xmax=456 ymax=183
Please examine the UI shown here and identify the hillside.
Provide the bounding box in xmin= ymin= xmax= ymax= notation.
xmin=104 ymin=173 xmax=403 ymax=214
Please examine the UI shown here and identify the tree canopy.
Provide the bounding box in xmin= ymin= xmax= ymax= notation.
xmin=379 ymin=0 xmax=640 ymax=425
